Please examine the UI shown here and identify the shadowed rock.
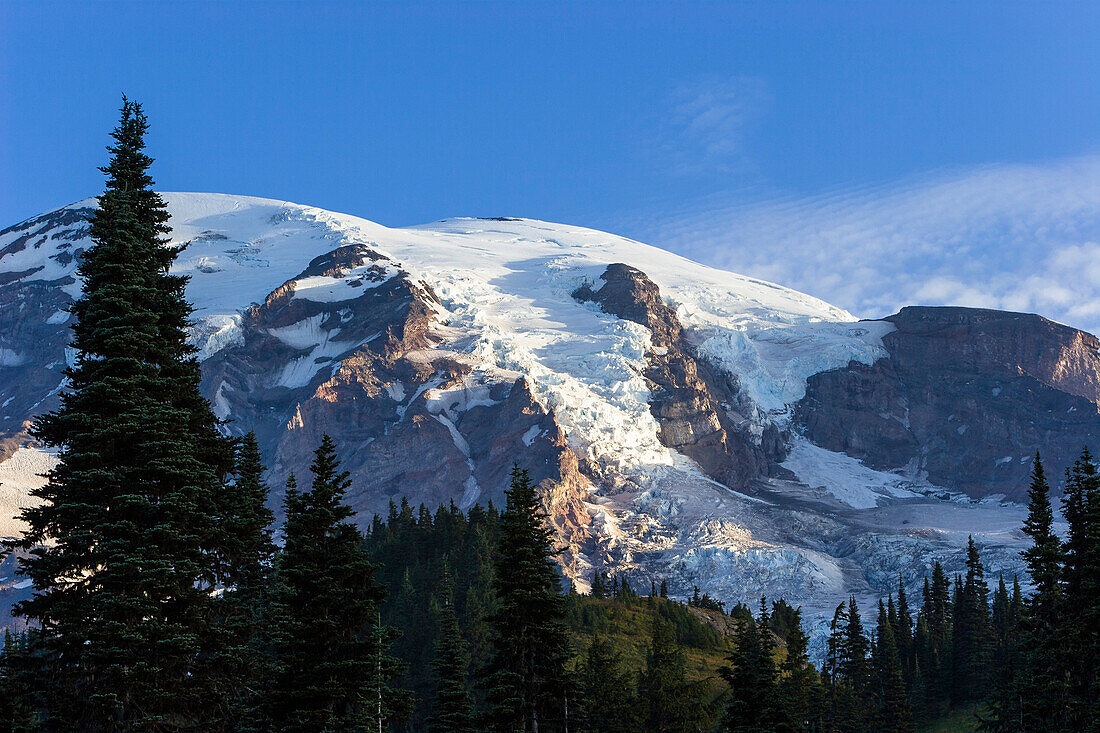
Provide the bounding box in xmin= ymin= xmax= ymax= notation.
xmin=796 ymin=306 xmax=1100 ymax=500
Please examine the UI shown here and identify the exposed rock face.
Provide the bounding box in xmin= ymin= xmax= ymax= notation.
xmin=0 ymin=210 xmax=595 ymax=564
xmin=796 ymin=306 xmax=1100 ymax=499
xmin=574 ymin=264 xmax=785 ymax=489
xmin=201 ymin=244 xmax=592 ymax=567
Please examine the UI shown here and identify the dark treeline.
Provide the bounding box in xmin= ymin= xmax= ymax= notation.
xmin=2 ymin=100 xmax=1099 ymax=732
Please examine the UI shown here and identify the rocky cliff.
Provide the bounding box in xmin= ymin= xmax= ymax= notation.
xmin=796 ymin=306 xmax=1100 ymax=499
xmin=574 ymin=264 xmax=785 ymax=489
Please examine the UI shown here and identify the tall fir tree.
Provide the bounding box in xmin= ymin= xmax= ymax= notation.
xmin=1010 ymin=453 xmax=1070 ymax=730
xmin=482 ymin=465 xmax=571 ymax=733
xmin=639 ymin=618 xmax=710 ymax=733
xmin=721 ymin=600 xmax=783 ymax=732
xmin=211 ymin=431 xmax=277 ymax=727
xmin=894 ymin=578 xmax=915 ymax=682
xmin=980 ymin=574 xmax=1024 ymax=733
xmin=873 ymin=602 xmax=914 ymax=733
xmin=11 ymin=97 xmax=235 ymax=730
xmin=1061 ymin=448 xmax=1100 ymax=726
xmin=575 ymin=633 xmax=637 ymax=733
xmin=428 ymin=564 xmax=476 ymax=733
xmin=778 ymin=607 xmax=821 ymax=733
xmin=1022 ymin=454 xmax=1064 ymax=618
xmin=952 ymin=537 xmax=992 ymax=703
xmin=0 ymin=630 xmax=35 ymax=733
xmin=264 ymin=435 xmax=409 ymax=731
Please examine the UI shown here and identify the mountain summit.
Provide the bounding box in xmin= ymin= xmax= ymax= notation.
xmin=2 ymin=192 xmax=1097 ymax=628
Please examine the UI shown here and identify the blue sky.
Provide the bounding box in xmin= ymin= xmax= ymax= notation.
xmin=5 ymin=2 xmax=1100 ymax=331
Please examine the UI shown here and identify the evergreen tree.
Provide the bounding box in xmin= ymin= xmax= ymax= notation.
xmin=823 ymin=602 xmax=847 ymax=728
xmin=991 ymin=453 xmax=1068 ymax=728
xmin=873 ymin=603 xmax=914 ymax=733
xmin=1061 ymin=448 xmax=1100 ymax=726
xmin=428 ymin=565 xmax=476 ymax=733
xmin=778 ymin=608 xmax=821 ymax=733
xmin=1023 ymin=454 xmax=1064 ymax=619
xmin=721 ymin=600 xmax=783 ymax=732
xmin=924 ymin=562 xmax=953 ymax=704
xmin=981 ymin=574 xmax=1024 ymax=733
xmin=639 ymin=619 xmax=709 ymax=733
xmin=212 ymin=431 xmax=277 ymax=726
xmin=926 ymin=562 xmax=952 ymax=653
xmin=590 ymin=571 xmax=607 ymax=599
xmin=11 ymin=97 xmax=235 ymax=730
xmin=952 ymin=536 xmax=991 ymax=702
xmin=0 ymin=630 xmax=35 ymax=732
xmin=482 ymin=465 xmax=571 ymax=733
xmin=576 ymin=633 xmax=637 ymax=733
xmin=823 ymin=599 xmax=872 ymax=732
xmin=841 ymin=597 xmax=871 ymax=696
xmin=895 ymin=578 xmax=914 ymax=682
xmin=265 ymin=435 xmax=408 ymax=731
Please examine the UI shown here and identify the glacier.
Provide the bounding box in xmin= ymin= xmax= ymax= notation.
xmin=0 ymin=193 xmax=1034 ymax=641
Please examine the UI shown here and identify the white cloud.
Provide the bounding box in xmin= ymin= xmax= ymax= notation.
xmin=660 ymin=77 xmax=772 ymax=175
xmin=629 ymin=155 xmax=1100 ymax=335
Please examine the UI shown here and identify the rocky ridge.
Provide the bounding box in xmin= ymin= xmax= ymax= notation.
xmin=574 ymin=263 xmax=785 ymax=489
xmin=796 ymin=306 xmax=1100 ymax=500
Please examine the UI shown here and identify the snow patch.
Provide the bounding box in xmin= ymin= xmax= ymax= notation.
xmin=291 ymin=265 xmax=397 ymax=303
xmin=0 ymin=447 xmax=54 ymax=538
xmin=782 ymin=437 xmax=920 ymax=509
xmin=0 ymin=349 xmax=25 ymax=367
xmin=521 ymin=425 xmax=542 ymax=446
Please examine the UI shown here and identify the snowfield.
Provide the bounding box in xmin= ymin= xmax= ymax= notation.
xmin=0 ymin=193 xmax=1031 ymax=641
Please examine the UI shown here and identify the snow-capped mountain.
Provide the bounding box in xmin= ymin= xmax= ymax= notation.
xmin=2 ymin=192 xmax=1097 ymax=636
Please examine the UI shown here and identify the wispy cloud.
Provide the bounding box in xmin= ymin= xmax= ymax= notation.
xmin=628 ymin=155 xmax=1100 ymax=335
xmin=659 ymin=76 xmax=772 ymax=175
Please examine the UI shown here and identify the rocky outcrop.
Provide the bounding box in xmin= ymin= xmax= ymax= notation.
xmin=574 ymin=264 xmax=785 ymax=489
xmin=796 ymin=306 xmax=1100 ymax=499
xmin=201 ymin=245 xmax=592 ymax=563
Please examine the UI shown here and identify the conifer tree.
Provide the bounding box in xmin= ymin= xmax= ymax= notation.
xmin=823 ymin=602 xmax=847 ymax=727
xmin=576 ymin=633 xmax=637 ymax=733
xmin=924 ymin=561 xmax=954 ymax=703
xmin=1023 ymin=454 xmax=1063 ymax=617
xmin=12 ymin=97 xmax=235 ymax=729
xmin=265 ymin=435 xmax=408 ymax=731
xmin=991 ymin=455 xmax=1067 ymax=728
xmin=926 ymin=562 xmax=952 ymax=653
xmin=841 ymin=597 xmax=871 ymax=696
xmin=640 ymin=619 xmax=709 ymax=733
xmin=873 ymin=603 xmax=914 ymax=733
xmin=1060 ymin=448 xmax=1100 ymax=726
xmin=895 ymin=578 xmax=915 ymax=682
xmin=590 ymin=571 xmax=607 ymax=599
xmin=212 ymin=431 xmax=277 ymax=725
xmin=428 ymin=565 xmax=476 ymax=733
xmin=952 ymin=536 xmax=991 ymax=702
xmin=822 ymin=599 xmax=873 ymax=731
xmin=778 ymin=608 xmax=821 ymax=733
xmin=721 ymin=600 xmax=783 ymax=732
xmin=482 ymin=465 xmax=570 ymax=732
xmin=0 ymin=630 xmax=34 ymax=732
xmin=981 ymin=574 xmax=1024 ymax=733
